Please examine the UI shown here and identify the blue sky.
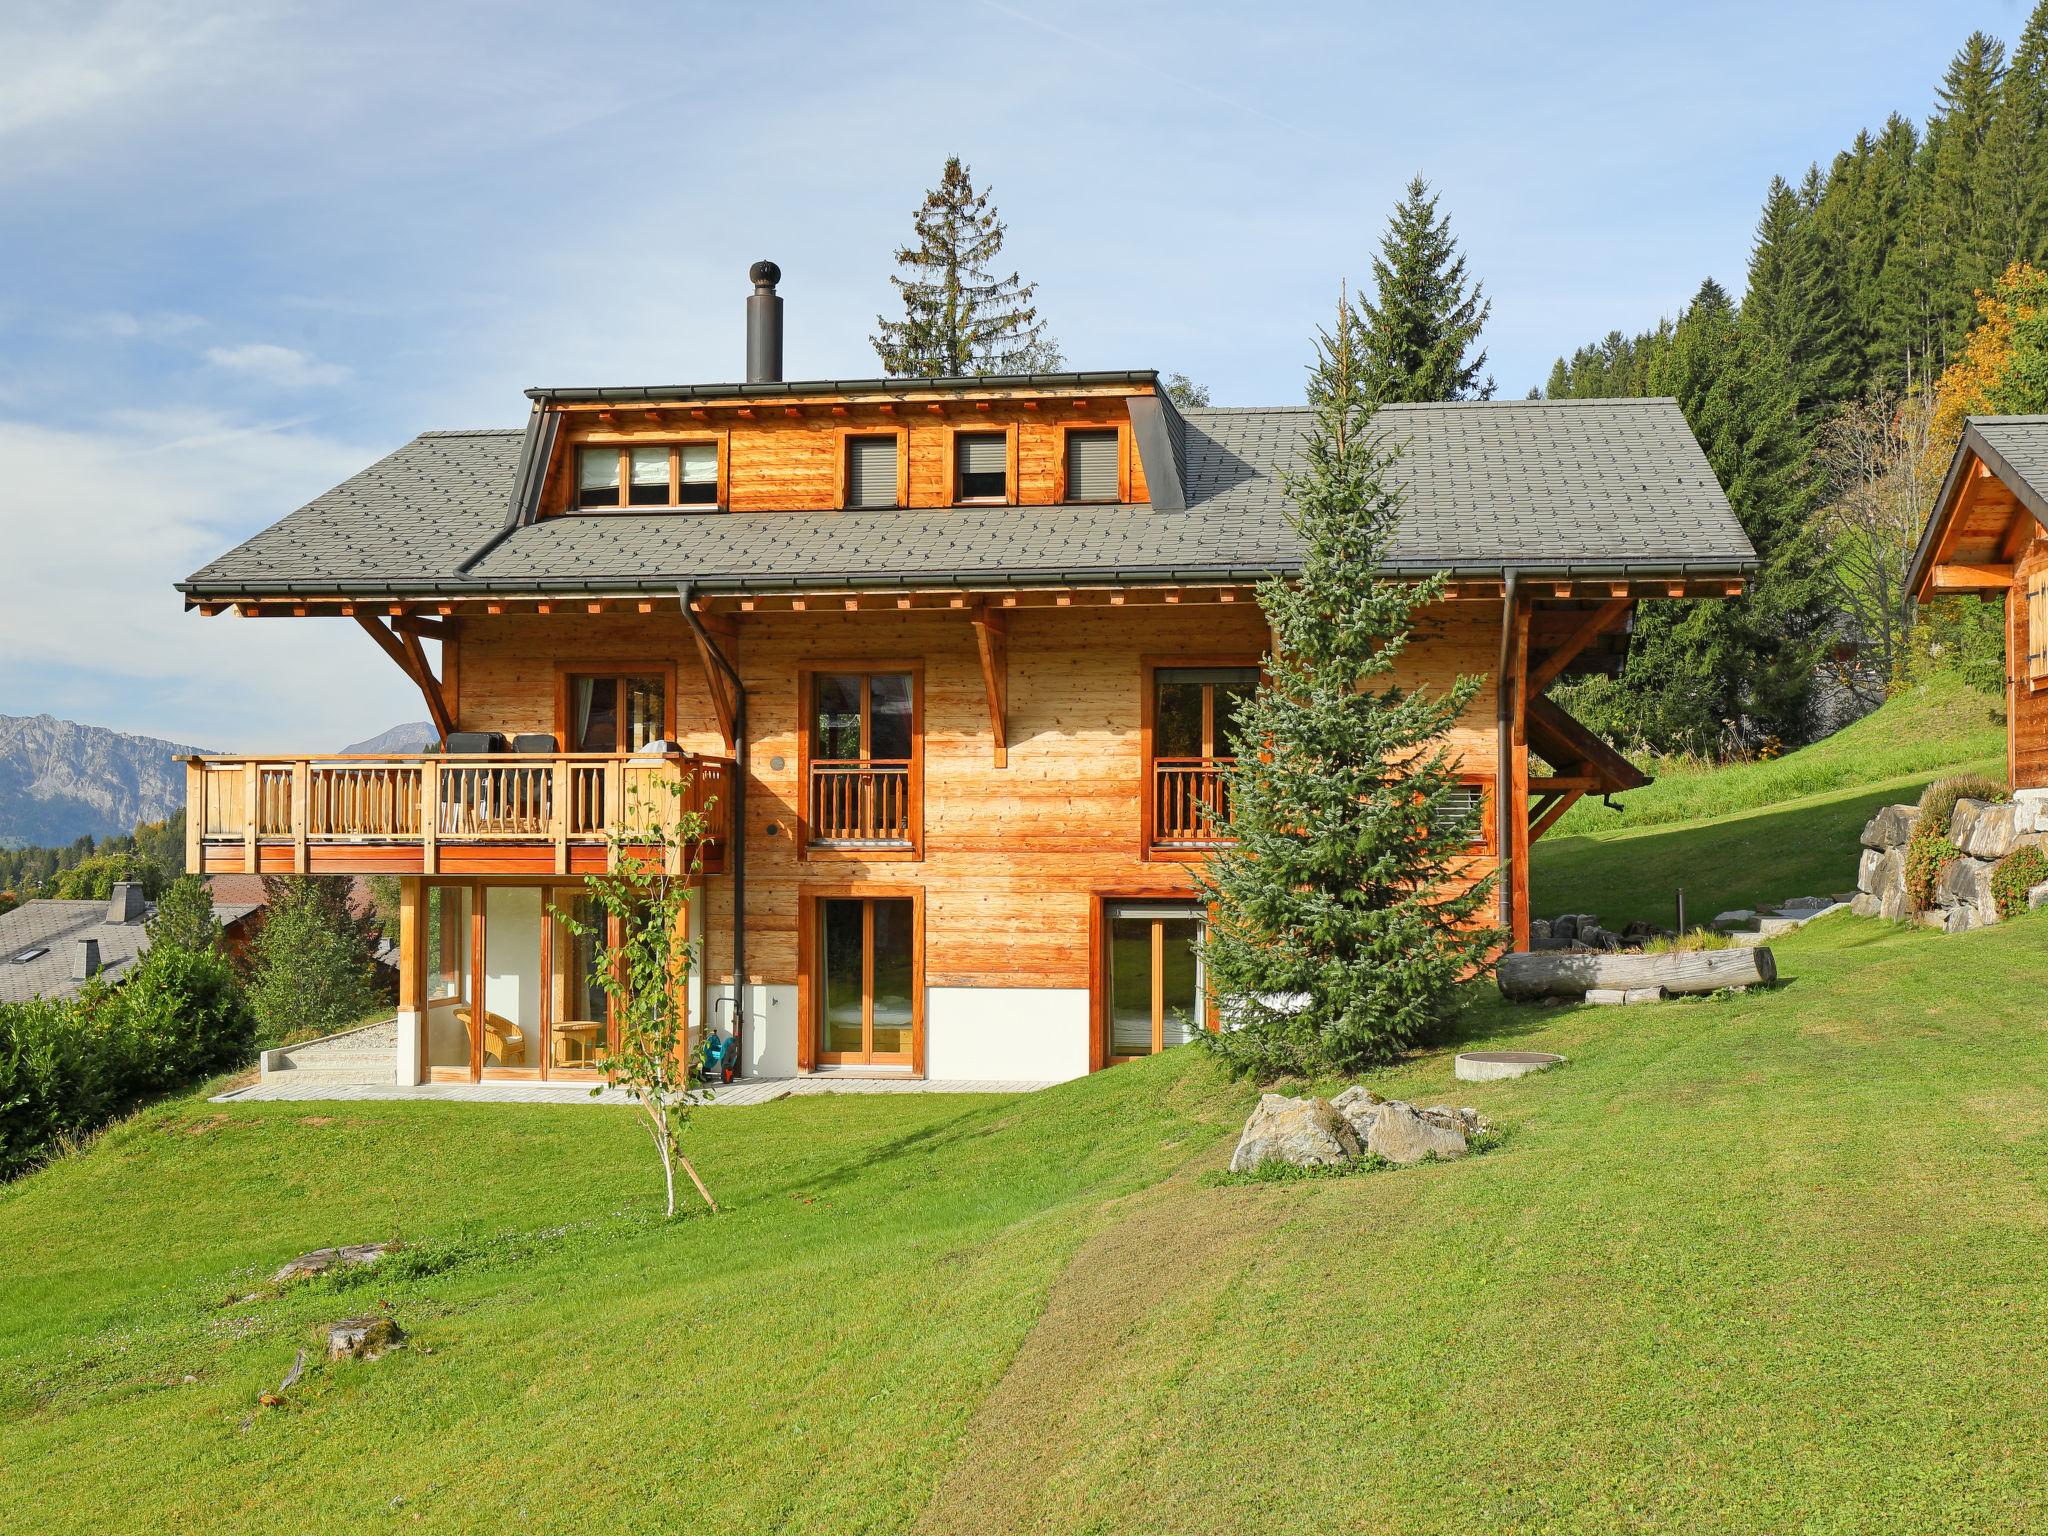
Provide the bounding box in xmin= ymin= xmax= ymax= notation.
xmin=0 ymin=0 xmax=2030 ymax=752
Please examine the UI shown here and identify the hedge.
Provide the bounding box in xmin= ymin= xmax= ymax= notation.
xmin=0 ymin=946 xmax=253 ymax=1180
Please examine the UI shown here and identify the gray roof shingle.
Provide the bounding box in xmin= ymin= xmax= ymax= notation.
xmin=1973 ymin=416 xmax=2048 ymax=517
xmin=180 ymin=396 xmax=1753 ymax=598
xmin=0 ymin=900 xmax=261 ymax=1005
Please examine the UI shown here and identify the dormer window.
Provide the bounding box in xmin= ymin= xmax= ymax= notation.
xmin=845 ymin=435 xmax=901 ymax=509
xmin=955 ymin=433 xmax=1008 ymax=503
xmin=575 ymin=442 xmax=721 ymax=511
xmin=1065 ymin=429 xmax=1119 ymax=503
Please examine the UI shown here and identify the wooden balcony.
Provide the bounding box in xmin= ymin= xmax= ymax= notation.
xmin=807 ymin=758 xmax=915 ymax=848
xmin=184 ymin=751 xmax=732 ymax=877
xmin=1152 ymin=756 xmax=1234 ymax=850
xmin=1149 ymin=760 xmax=1497 ymax=857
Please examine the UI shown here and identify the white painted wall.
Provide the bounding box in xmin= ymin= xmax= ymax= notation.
xmin=394 ymin=1008 xmax=422 ymax=1086
xmin=926 ymin=987 xmax=1090 ymax=1083
xmin=484 ymin=887 xmax=542 ymax=1070
xmin=704 ymin=983 xmax=800 ymax=1079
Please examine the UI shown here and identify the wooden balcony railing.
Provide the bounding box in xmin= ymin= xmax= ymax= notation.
xmin=1153 ymin=756 xmax=1234 ymax=848
xmin=185 ymin=751 xmax=732 ymax=877
xmin=807 ymin=759 xmax=914 ymax=847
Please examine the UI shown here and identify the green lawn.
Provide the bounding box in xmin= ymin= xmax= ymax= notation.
xmin=6 ymin=913 xmax=2048 ymax=1531
xmin=1533 ymin=674 xmax=2006 ymax=926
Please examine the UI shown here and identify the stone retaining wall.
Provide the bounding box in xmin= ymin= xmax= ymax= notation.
xmin=1850 ymin=788 xmax=2048 ymax=931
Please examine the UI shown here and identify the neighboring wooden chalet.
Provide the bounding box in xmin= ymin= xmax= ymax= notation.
xmin=177 ymin=264 xmax=1754 ymax=1086
xmin=1909 ymin=415 xmax=2048 ymax=787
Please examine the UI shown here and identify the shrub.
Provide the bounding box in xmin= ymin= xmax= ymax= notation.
xmin=1904 ymin=824 xmax=1959 ymax=912
xmin=1991 ymin=845 xmax=2048 ymax=919
xmin=1916 ymin=773 xmax=2009 ymax=836
xmin=248 ymin=876 xmax=384 ymax=1048
xmin=0 ymin=918 xmax=255 ymax=1180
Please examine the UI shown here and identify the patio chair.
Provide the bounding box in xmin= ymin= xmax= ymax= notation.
xmin=454 ymin=1006 xmax=526 ymax=1067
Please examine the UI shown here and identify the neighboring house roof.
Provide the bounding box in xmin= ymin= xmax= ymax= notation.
xmin=0 ymin=898 xmax=261 ymax=1005
xmin=179 ymin=394 xmax=1755 ymax=601
xmin=1907 ymin=416 xmax=2048 ymax=599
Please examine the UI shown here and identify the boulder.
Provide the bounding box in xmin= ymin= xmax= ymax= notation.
xmin=319 ymin=1315 xmax=404 ymax=1362
xmin=1329 ymin=1085 xmax=1384 ymax=1141
xmin=1551 ymin=915 xmax=1579 ymax=944
xmin=2013 ymin=788 xmax=2048 ymax=836
xmin=272 ymin=1242 xmax=400 ymax=1285
xmin=1856 ymin=848 xmax=1885 ymax=894
xmin=1364 ymin=1099 xmax=1472 ymax=1164
xmin=1711 ymin=909 xmax=1755 ymax=928
xmin=1860 ymin=804 xmax=1920 ymax=851
xmin=1937 ymin=856 xmax=1992 ymax=912
xmin=1850 ymin=892 xmax=1881 ymax=918
xmin=1529 ymin=918 xmax=1552 ymax=943
xmin=2030 ymin=881 xmax=2048 ymax=910
xmin=1951 ymin=799 xmax=2017 ymax=861
xmin=1229 ymin=1093 xmax=1361 ymax=1173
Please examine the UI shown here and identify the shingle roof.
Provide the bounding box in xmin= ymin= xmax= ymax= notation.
xmin=1974 ymin=416 xmax=2048 ymax=519
xmin=180 ymin=396 xmax=1753 ymax=599
xmin=0 ymin=899 xmax=261 ymax=1005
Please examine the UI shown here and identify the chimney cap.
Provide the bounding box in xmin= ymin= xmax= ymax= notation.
xmin=749 ymin=260 xmax=781 ymax=289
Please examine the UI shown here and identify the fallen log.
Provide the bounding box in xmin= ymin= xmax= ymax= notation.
xmin=1496 ymin=946 xmax=1776 ymax=1001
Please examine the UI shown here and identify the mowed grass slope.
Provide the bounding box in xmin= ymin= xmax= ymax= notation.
xmin=1533 ymin=673 xmax=2007 ymax=925
xmin=6 ymin=912 xmax=2048 ymax=1532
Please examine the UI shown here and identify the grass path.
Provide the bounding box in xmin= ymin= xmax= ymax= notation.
xmin=5 ymin=915 xmax=2048 ymax=1530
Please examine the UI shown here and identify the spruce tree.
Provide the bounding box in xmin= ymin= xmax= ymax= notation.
xmin=1194 ymin=298 xmax=1496 ymax=1079
xmin=1981 ymin=0 xmax=2048 ymax=269
xmin=1354 ymin=176 xmax=1494 ymax=403
xmin=871 ymin=156 xmax=1061 ymax=377
xmin=1744 ymin=173 xmax=1858 ymax=438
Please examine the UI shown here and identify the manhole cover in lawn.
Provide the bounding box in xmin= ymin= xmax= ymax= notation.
xmin=1455 ymin=1050 xmax=1565 ymax=1082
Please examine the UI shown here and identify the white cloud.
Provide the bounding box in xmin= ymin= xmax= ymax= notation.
xmin=204 ymin=342 xmax=351 ymax=388
xmin=0 ymin=1 xmax=246 ymax=144
xmin=88 ymin=309 xmax=204 ymax=341
xmin=0 ymin=406 xmax=425 ymax=750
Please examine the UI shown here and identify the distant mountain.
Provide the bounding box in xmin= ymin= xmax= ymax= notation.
xmin=339 ymin=721 xmax=439 ymax=755
xmin=0 ymin=715 xmax=210 ymax=848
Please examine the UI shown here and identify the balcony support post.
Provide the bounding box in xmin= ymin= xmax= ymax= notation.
xmin=421 ymin=760 xmax=439 ymax=876
xmin=242 ymin=761 xmax=259 ymax=873
xmin=552 ymin=760 xmax=570 ymax=875
xmin=291 ymin=759 xmax=310 ymax=874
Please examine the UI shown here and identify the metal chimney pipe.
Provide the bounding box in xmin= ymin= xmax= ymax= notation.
xmin=746 ymin=261 xmax=783 ymax=384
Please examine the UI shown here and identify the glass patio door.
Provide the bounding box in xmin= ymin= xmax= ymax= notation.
xmin=1105 ymin=902 xmax=1207 ymax=1062
xmin=816 ymin=897 xmax=914 ymax=1066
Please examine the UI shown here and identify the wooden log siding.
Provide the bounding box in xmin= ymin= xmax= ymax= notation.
xmin=448 ymin=600 xmax=1511 ymax=993
xmin=2014 ymin=534 xmax=2048 ymax=788
xmin=543 ymin=397 xmax=1150 ymax=517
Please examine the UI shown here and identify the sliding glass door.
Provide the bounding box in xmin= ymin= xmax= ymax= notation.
xmin=1105 ymin=902 xmax=1207 ymax=1062
xmin=815 ymin=896 xmax=915 ymax=1066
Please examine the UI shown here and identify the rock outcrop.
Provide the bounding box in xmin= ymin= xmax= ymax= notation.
xmin=1232 ymin=1087 xmax=1491 ymax=1172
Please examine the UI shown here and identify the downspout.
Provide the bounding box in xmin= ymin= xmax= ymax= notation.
xmin=679 ymin=582 xmax=747 ymax=1075
xmin=1496 ymin=568 xmax=1520 ymax=937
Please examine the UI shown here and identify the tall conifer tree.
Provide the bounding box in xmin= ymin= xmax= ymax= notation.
xmin=1353 ymin=176 xmax=1494 ymax=403
xmin=872 ymin=156 xmax=1062 ymax=377
xmin=1195 ymin=299 xmax=1495 ymax=1078
xmin=1981 ymin=0 xmax=2048 ymax=269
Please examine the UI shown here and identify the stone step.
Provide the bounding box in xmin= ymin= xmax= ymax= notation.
xmin=269 ymin=1065 xmax=396 ymax=1083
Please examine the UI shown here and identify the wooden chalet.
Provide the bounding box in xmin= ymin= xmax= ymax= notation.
xmin=177 ymin=262 xmax=1755 ymax=1086
xmin=1909 ymin=415 xmax=2048 ymax=788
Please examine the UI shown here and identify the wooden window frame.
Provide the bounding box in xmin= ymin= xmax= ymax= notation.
xmin=834 ymin=427 xmax=911 ymax=511
xmin=1140 ymin=655 xmax=1263 ymax=863
xmin=552 ymin=662 xmax=680 ymax=753
xmin=1056 ymin=424 xmax=1131 ymax=506
xmin=1087 ymin=889 xmax=1217 ymax=1071
xmin=944 ymin=424 xmax=1019 ymax=506
xmin=796 ymin=883 xmax=925 ymax=1075
xmin=795 ymin=662 xmax=925 ymax=861
xmin=2026 ymin=568 xmax=2048 ymax=686
xmin=568 ymin=435 xmax=729 ymax=513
